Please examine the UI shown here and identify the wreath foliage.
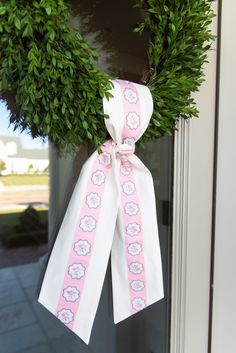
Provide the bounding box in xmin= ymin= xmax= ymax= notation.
xmin=0 ymin=0 xmax=215 ymax=152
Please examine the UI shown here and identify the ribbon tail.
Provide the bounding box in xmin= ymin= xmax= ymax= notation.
xmin=38 ymin=143 xmax=119 ymax=344
xmin=111 ymin=154 xmax=164 ymax=324
xmin=71 ymin=158 xmax=119 ymax=343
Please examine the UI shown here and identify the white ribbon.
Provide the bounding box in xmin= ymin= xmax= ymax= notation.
xmin=38 ymin=79 xmax=164 ymax=344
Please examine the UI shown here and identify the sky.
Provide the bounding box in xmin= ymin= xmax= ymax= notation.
xmin=0 ymin=101 xmax=48 ymax=150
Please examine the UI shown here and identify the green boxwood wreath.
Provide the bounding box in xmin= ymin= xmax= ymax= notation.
xmin=0 ymin=0 xmax=215 ymax=153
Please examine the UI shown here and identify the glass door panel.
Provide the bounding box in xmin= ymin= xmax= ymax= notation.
xmin=67 ymin=1 xmax=174 ymax=352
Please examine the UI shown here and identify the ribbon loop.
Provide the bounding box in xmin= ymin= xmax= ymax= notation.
xmin=38 ymin=79 xmax=164 ymax=345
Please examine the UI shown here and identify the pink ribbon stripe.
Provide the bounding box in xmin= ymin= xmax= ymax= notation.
xmin=118 ymin=81 xmax=147 ymax=313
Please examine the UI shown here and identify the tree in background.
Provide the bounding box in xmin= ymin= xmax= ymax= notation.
xmin=27 ymin=163 xmax=34 ymax=173
xmin=0 ymin=159 xmax=6 ymax=174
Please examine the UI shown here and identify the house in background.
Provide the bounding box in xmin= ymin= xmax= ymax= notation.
xmin=0 ymin=136 xmax=49 ymax=175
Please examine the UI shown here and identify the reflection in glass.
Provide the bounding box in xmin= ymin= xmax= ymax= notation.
xmin=0 ymin=1 xmax=173 ymax=352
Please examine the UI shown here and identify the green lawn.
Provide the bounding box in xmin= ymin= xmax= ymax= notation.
xmin=0 ymin=174 xmax=49 ymax=186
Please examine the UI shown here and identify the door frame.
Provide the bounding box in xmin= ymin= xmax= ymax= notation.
xmin=170 ymin=2 xmax=218 ymax=353
xmin=210 ymin=1 xmax=236 ymax=352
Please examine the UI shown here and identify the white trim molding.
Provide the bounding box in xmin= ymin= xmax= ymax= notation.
xmin=170 ymin=2 xmax=218 ymax=352
xmin=211 ymin=1 xmax=236 ymax=352
xmin=171 ymin=119 xmax=191 ymax=353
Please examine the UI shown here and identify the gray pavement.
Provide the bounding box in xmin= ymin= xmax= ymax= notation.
xmin=0 ymin=185 xmax=87 ymax=353
xmin=0 ymin=262 xmax=82 ymax=353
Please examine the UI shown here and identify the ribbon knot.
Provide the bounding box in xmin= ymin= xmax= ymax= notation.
xmin=38 ymin=79 xmax=164 ymax=345
xmin=114 ymin=142 xmax=135 ymax=161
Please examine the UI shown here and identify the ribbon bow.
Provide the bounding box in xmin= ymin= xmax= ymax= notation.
xmin=38 ymin=79 xmax=164 ymax=344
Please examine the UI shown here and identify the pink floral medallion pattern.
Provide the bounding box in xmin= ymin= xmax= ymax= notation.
xmin=123 ymin=88 xmax=138 ymax=104
xmin=127 ymin=242 xmax=142 ymax=256
xmin=85 ymin=192 xmax=101 ymax=209
xmin=63 ymin=286 xmax=80 ymax=302
xmin=98 ymin=151 xmax=111 ymax=166
xmin=68 ymin=263 xmax=86 ymax=279
xmin=91 ymin=170 xmax=106 ymax=186
xmin=74 ymin=239 xmax=91 ymax=256
xmin=120 ymin=164 xmax=132 ymax=176
xmin=79 ymin=215 xmax=96 ymax=232
xmin=126 ymin=112 xmax=140 ymax=130
xmin=130 ymin=280 xmax=145 ymax=292
xmin=129 ymin=262 xmax=144 ymax=274
xmin=122 ymin=181 xmax=135 ymax=196
xmin=126 ymin=222 xmax=141 ymax=236
xmin=57 ymin=309 xmax=74 ymax=324
xmin=124 ymin=202 xmax=139 ymax=216
xmin=131 ymin=298 xmax=146 ymax=311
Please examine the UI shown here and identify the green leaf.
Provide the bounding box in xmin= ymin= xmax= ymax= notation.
xmin=14 ymin=17 xmax=21 ymax=30
xmin=45 ymin=7 xmax=52 ymax=16
xmin=46 ymin=42 xmax=51 ymax=52
xmin=62 ymin=103 xmax=66 ymax=114
xmin=0 ymin=6 xmax=7 ymax=16
xmin=86 ymin=131 xmax=93 ymax=140
xmin=49 ymin=30 xmax=55 ymax=41
xmin=82 ymin=121 xmax=88 ymax=130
